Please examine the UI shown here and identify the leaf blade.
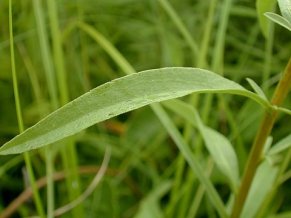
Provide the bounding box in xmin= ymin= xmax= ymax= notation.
xmin=264 ymin=12 xmax=291 ymax=31
xmin=200 ymin=126 xmax=240 ymax=191
xmin=268 ymin=133 xmax=291 ymax=155
xmin=0 ymin=67 xmax=268 ymax=155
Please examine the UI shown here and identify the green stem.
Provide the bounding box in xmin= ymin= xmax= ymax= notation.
xmin=9 ymin=1 xmax=45 ymax=217
xmin=46 ymin=146 xmax=54 ymax=218
xmin=47 ymin=1 xmax=83 ymax=217
xmin=231 ymin=57 xmax=291 ymax=218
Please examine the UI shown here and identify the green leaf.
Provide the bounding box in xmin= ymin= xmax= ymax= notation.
xmin=0 ymin=67 xmax=268 ymax=155
xmin=276 ymin=106 xmax=291 ymax=116
xmin=241 ymin=161 xmax=278 ymax=218
xmin=268 ymin=133 xmax=291 ymax=155
xmin=198 ymin=126 xmax=240 ymax=191
xmin=264 ymin=12 xmax=291 ymax=31
xmin=278 ymin=0 xmax=291 ymax=23
xmin=246 ymin=78 xmax=268 ymax=101
xmin=256 ymin=0 xmax=276 ymax=38
xmin=263 ymin=136 xmax=273 ymax=156
xmin=162 ymin=99 xmax=240 ymax=191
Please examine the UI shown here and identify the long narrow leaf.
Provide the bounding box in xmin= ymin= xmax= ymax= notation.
xmin=0 ymin=67 xmax=268 ymax=155
xmin=264 ymin=12 xmax=291 ymax=31
xmin=198 ymin=126 xmax=240 ymax=191
xmin=268 ymin=134 xmax=291 ymax=155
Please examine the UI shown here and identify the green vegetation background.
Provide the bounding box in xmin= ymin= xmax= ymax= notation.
xmin=0 ymin=0 xmax=291 ymax=217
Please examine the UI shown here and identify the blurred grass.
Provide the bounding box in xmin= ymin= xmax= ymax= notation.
xmin=0 ymin=0 xmax=291 ymax=217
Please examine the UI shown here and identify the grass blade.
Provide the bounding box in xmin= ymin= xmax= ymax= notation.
xmin=163 ymin=99 xmax=239 ymax=191
xmin=9 ymin=1 xmax=45 ymax=217
xmin=151 ymin=103 xmax=228 ymax=218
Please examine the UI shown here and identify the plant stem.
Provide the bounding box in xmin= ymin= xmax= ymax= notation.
xmin=9 ymin=1 xmax=45 ymax=217
xmin=231 ymin=57 xmax=291 ymax=218
xmin=47 ymin=1 xmax=84 ymax=217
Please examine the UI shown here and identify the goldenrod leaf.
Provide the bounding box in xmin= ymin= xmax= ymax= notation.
xmin=0 ymin=67 xmax=268 ymax=155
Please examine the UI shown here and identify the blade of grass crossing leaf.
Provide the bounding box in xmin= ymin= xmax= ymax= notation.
xmin=47 ymin=1 xmax=83 ymax=217
xmin=9 ymin=1 xmax=45 ymax=217
xmin=151 ymin=103 xmax=228 ymax=218
xmin=183 ymin=1 xmax=217 ymax=212
xmin=163 ymin=99 xmax=240 ymax=191
xmin=34 ymin=1 xmax=56 ymax=215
